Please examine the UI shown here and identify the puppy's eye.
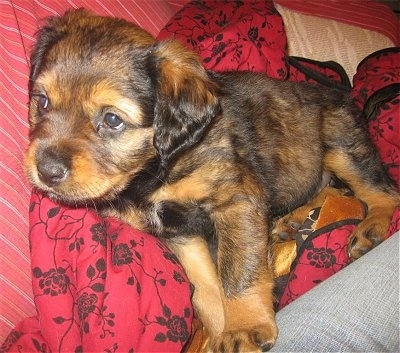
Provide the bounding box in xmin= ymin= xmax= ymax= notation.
xmin=38 ymin=94 xmax=49 ymax=110
xmin=103 ymin=113 xmax=125 ymax=130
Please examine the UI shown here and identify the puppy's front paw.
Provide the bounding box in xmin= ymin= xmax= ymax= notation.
xmin=210 ymin=324 xmax=277 ymax=353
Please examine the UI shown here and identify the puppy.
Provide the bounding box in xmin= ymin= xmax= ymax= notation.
xmin=25 ymin=9 xmax=399 ymax=352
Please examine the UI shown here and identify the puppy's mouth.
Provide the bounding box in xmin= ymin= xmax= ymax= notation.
xmin=25 ymin=146 xmax=131 ymax=205
xmin=31 ymin=166 xmax=123 ymax=205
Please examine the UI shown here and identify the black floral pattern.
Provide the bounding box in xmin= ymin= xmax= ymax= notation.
xmin=0 ymin=331 xmax=22 ymax=352
xmin=144 ymin=305 xmax=191 ymax=345
xmin=3 ymin=189 xmax=193 ymax=352
xmin=158 ymin=0 xmax=288 ymax=79
xmin=112 ymin=243 xmax=133 ymax=266
xmin=166 ymin=314 xmax=190 ymax=343
xmin=306 ymin=246 xmax=336 ymax=269
xmin=247 ymin=26 xmax=258 ymax=41
xmin=91 ymin=223 xmax=107 ymax=247
xmin=77 ymin=293 xmax=98 ymax=320
xmin=34 ymin=267 xmax=71 ymax=296
xmin=278 ymin=223 xmax=355 ymax=309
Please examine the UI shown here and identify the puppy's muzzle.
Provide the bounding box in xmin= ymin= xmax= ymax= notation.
xmin=37 ymin=149 xmax=70 ymax=187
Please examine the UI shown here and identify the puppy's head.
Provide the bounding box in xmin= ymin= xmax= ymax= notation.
xmin=25 ymin=9 xmax=219 ymax=203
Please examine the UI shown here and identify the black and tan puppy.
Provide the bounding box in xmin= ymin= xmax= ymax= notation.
xmin=25 ymin=9 xmax=399 ymax=352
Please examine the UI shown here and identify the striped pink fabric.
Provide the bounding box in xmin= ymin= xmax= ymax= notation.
xmin=0 ymin=1 xmax=35 ymax=343
xmin=166 ymin=0 xmax=190 ymax=12
xmin=0 ymin=0 xmax=186 ymax=343
xmin=274 ymin=0 xmax=400 ymax=46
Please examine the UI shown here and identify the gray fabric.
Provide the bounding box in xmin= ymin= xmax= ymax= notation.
xmin=271 ymin=232 xmax=399 ymax=352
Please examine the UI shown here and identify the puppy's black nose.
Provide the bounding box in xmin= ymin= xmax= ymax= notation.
xmin=37 ymin=149 xmax=69 ymax=187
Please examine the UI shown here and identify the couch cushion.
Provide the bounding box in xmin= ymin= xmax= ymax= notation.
xmin=274 ymin=0 xmax=398 ymax=80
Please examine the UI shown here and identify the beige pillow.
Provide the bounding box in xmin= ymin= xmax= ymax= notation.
xmin=275 ymin=3 xmax=395 ymax=80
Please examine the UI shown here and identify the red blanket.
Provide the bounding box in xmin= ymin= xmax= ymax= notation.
xmin=1 ymin=190 xmax=193 ymax=352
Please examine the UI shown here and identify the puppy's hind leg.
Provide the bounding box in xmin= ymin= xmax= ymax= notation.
xmin=324 ymin=145 xmax=399 ymax=259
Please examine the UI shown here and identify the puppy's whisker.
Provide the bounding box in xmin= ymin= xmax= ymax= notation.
xmin=142 ymin=167 xmax=167 ymax=186
xmin=91 ymin=199 xmax=99 ymax=214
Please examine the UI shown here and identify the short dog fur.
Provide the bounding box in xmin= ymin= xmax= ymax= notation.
xmin=25 ymin=9 xmax=399 ymax=352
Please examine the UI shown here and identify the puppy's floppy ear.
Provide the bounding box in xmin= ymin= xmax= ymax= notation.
xmin=148 ymin=40 xmax=220 ymax=167
xmin=29 ymin=19 xmax=63 ymax=93
xmin=29 ymin=9 xmax=94 ymax=93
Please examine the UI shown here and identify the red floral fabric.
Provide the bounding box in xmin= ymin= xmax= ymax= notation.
xmin=157 ymin=0 xmax=288 ymax=79
xmin=278 ymin=208 xmax=400 ymax=309
xmin=1 ymin=190 xmax=193 ymax=353
xmin=352 ymin=48 xmax=400 ymax=186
